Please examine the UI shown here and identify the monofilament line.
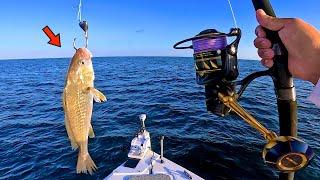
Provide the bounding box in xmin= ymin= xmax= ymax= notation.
xmin=227 ymin=0 xmax=238 ymax=28
xmin=77 ymin=0 xmax=82 ymax=22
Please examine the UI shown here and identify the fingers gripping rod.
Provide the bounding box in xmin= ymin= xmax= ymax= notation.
xmin=218 ymin=93 xmax=277 ymax=141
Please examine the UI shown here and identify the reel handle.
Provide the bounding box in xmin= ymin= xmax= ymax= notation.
xmin=218 ymin=93 xmax=314 ymax=172
xmin=218 ymin=93 xmax=277 ymax=141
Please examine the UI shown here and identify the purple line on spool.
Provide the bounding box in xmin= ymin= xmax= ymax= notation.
xmin=192 ymin=36 xmax=227 ymax=53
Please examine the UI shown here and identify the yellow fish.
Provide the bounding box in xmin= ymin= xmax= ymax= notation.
xmin=62 ymin=47 xmax=106 ymax=174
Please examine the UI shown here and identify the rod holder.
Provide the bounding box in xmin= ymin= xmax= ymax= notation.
xmin=139 ymin=114 xmax=147 ymax=131
xmin=160 ymin=136 xmax=164 ymax=163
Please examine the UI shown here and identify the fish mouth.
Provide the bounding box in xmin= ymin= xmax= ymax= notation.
xmin=76 ymin=48 xmax=92 ymax=60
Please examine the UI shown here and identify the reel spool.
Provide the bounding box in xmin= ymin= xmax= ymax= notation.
xmin=174 ymin=28 xmax=241 ymax=116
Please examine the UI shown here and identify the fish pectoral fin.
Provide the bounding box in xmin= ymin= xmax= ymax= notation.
xmin=89 ymin=124 xmax=95 ymax=138
xmin=93 ymin=91 xmax=107 ymax=103
xmin=85 ymin=87 xmax=107 ymax=103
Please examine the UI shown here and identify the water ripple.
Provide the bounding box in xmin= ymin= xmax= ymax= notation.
xmin=0 ymin=58 xmax=319 ymax=179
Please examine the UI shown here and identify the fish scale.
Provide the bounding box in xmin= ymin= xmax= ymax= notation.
xmin=68 ymin=89 xmax=90 ymax=142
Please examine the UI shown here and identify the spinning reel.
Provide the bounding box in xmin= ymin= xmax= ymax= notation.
xmin=174 ymin=26 xmax=314 ymax=172
xmin=174 ymin=28 xmax=241 ymax=116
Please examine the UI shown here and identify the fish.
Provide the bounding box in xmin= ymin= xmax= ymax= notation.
xmin=62 ymin=47 xmax=106 ymax=175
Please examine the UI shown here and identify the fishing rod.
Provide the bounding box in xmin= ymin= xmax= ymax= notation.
xmin=173 ymin=0 xmax=314 ymax=179
xmin=251 ymin=1 xmax=313 ymax=179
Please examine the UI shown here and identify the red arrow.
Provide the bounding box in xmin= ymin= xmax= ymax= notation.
xmin=42 ymin=26 xmax=61 ymax=47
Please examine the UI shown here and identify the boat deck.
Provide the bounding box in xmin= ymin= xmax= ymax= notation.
xmin=105 ymin=150 xmax=203 ymax=180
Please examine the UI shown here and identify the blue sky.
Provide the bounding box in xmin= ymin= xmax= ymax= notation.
xmin=0 ymin=0 xmax=319 ymax=60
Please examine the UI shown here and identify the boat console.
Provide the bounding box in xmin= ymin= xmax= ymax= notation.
xmin=128 ymin=114 xmax=151 ymax=160
xmin=105 ymin=114 xmax=204 ymax=180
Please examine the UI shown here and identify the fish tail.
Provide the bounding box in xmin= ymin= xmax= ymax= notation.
xmin=76 ymin=142 xmax=97 ymax=175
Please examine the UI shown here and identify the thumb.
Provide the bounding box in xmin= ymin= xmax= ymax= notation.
xmin=256 ymin=9 xmax=285 ymax=31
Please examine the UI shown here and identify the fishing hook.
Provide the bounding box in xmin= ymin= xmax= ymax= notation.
xmin=73 ymin=23 xmax=88 ymax=50
xmin=73 ymin=0 xmax=89 ymax=50
xmin=73 ymin=38 xmax=80 ymax=50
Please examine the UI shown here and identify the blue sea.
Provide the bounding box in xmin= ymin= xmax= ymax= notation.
xmin=0 ymin=57 xmax=319 ymax=180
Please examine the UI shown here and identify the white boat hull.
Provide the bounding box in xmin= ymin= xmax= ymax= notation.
xmin=105 ymin=150 xmax=203 ymax=180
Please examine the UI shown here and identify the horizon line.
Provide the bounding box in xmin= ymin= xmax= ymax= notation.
xmin=0 ymin=55 xmax=259 ymax=61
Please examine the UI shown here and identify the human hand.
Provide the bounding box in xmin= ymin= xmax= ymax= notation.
xmin=254 ymin=9 xmax=320 ymax=85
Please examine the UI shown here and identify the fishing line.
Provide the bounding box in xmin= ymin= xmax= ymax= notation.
xmin=77 ymin=0 xmax=82 ymax=22
xmin=74 ymin=0 xmax=88 ymax=49
xmin=227 ymin=0 xmax=238 ymax=28
xmin=192 ymin=0 xmax=237 ymax=53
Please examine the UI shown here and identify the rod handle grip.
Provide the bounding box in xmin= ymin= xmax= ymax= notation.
xmin=252 ymin=0 xmax=281 ymax=44
xmin=252 ymin=0 xmax=292 ymax=90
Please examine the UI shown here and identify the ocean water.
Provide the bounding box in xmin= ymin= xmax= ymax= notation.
xmin=0 ymin=57 xmax=319 ymax=180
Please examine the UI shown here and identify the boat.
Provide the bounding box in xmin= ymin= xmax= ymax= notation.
xmin=105 ymin=114 xmax=204 ymax=180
